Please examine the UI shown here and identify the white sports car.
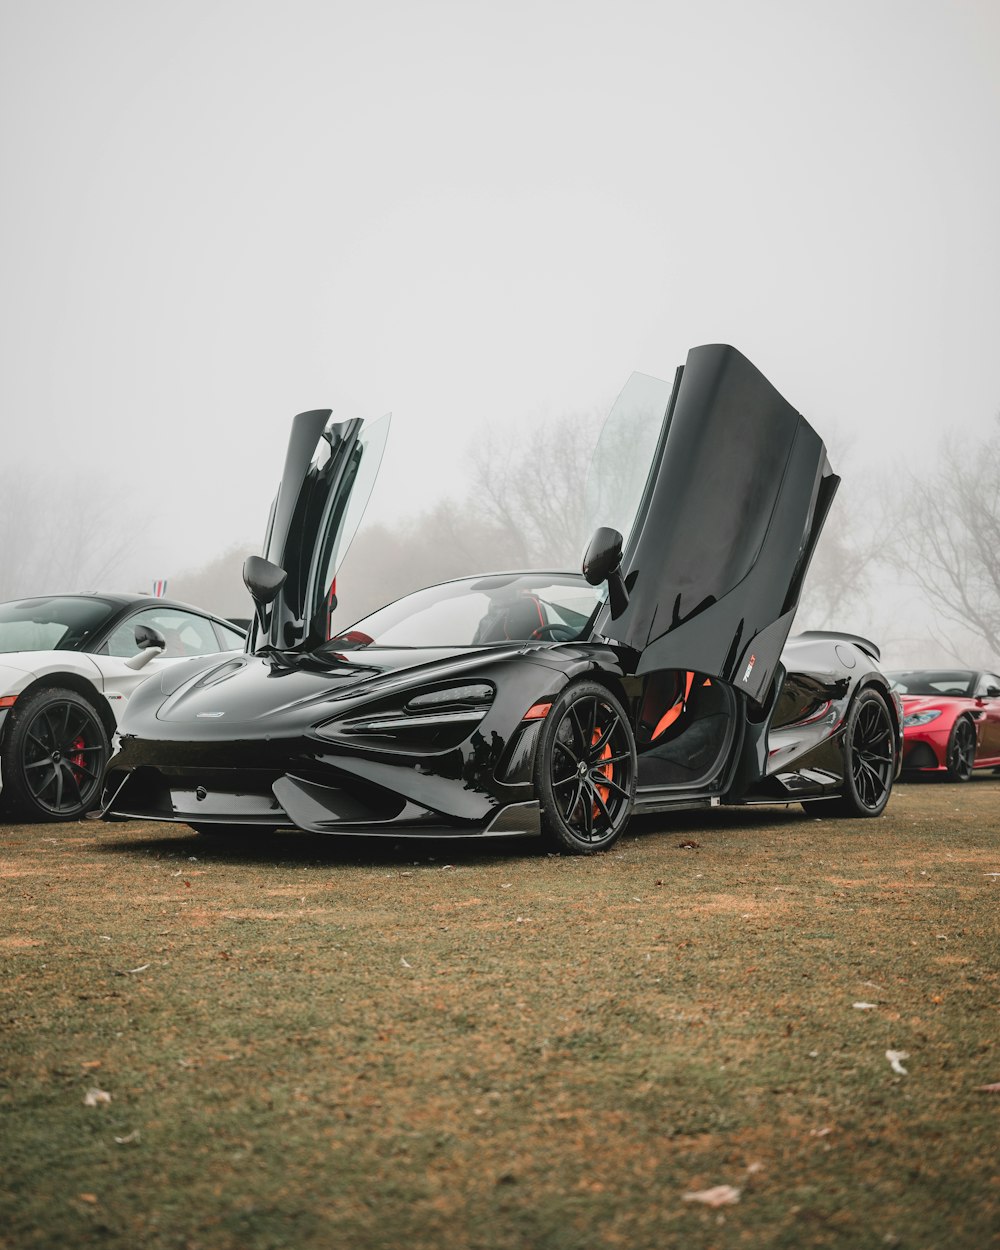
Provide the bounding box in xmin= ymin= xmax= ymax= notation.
xmin=0 ymin=593 xmax=245 ymax=822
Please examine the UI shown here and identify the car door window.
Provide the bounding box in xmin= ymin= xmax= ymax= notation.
xmin=105 ymin=609 xmax=223 ymax=659
xmin=214 ymin=621 xmax=247 ymax=650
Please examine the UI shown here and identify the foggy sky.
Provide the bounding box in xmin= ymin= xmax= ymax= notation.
xmin=2 ymin=0 xmax=999 ymax=603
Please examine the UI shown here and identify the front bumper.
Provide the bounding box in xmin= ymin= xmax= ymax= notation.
xmin=900 ymin=725 xmax=949 ymax=772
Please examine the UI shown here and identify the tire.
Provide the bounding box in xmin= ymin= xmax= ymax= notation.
xmin=945 ymin=716 xmax=976 ymax=782
xmin=825 ymin=688 xmax=896 ymax=818
xmin=534 ymin=680 xmax=636 ymax=854
xmin=1 ymin=687 xmax=110 ymax=822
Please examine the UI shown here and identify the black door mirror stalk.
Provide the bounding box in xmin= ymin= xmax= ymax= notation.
xmin=243 ymin=556 xmax=288 ymax=635
xmin=582 ymin=527 xmax=629 ymax=619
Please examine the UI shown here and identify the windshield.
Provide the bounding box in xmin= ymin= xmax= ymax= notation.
xmin=887 ymin=670 xmax=976 ymax=697
xmin=326 ymin=574 xmax=603 ymax=650
xmin=0 ymin=596 xmax=117 ymax=654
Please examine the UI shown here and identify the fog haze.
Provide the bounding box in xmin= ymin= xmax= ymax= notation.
xmin=2 ymin=0 xmax=999 ymax=663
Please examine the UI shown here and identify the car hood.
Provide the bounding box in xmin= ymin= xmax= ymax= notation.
xmin=590 ymin=344 xmax=839 ymax=703
xmin=146 ymin=643 xmax=538 ymax=727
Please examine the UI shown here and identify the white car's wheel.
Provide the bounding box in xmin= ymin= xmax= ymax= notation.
xmin=2 ymin=687 xmax=110 ymax=822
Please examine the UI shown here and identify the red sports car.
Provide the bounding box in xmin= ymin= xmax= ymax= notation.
xmin=887 ymin=669 xmax=1000 ymax=780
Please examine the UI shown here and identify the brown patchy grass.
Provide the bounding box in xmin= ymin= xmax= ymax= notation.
xmin=1 ymin=776 xmax=998 ymax=1250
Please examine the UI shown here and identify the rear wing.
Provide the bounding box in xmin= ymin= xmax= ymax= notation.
xmin=793 ymin=629 xmax=881 ymax=663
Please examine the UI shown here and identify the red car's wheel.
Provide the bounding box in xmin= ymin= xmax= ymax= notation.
xmin=945 ymin=717 xmax=976 ymax=781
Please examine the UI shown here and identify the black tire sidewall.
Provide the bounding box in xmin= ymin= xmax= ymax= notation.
xmin=534 ymin=679 xmax=636 ymax=854
xmin=836 ymin=688 xmax=894 ymax=818
xmin=2 ymin=687 xmax=110 ymax=822
xmin=946 ymin=717 xmax=975 ymax=781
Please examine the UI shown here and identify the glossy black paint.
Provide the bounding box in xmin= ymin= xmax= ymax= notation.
xmin=101 ymin=345 xmax=899 ymax=843
xmin=604 ymin=345 xmax=839 ymax=703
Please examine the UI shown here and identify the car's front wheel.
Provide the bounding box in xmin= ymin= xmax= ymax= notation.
xmin=534 ymin=680 xmax=636 ymax=854
xmin=945 ymin=716 xmax=976 ymax=781
xmin=2 ymin=687 xmax=110 ymax=822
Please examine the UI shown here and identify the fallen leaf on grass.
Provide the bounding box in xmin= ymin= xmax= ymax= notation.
xmin=683 ymin=1185 xmax=741 ymax=1207
xmin=114 ymin=1129 xmax=141 ymax=1144
xmin=853 ymin=1002 xmax=878 ymax=1010
xmin=974 ymin=1082 xmax=1000 ymax=1093
xmin=83 ymin=1088 xmax=111 ymax=1107
xmin=78 ymin=1193 xmax=98 ymax=1204
xmin=400 ymin=957 xmax=412 ymax=968
xmin=886 ymin=1050 xmax=910 ymax=1075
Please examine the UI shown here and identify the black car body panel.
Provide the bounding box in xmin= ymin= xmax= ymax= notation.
xmin=102 ymin=345 xmax=899 ymax=847
xmin=604 ymin=345 xmax=839 ymax=703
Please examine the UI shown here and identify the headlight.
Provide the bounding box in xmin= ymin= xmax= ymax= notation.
xmin=406 ymin=684 xmax=493 ymax=710
xmin=903 ymin=709 xmax=942 ymax=727
xmin=313 ymin=682 xmax=495 ymax=742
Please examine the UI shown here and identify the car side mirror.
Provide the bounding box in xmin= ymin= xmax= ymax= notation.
xmin=988 ymin=685 xmax=1000 ymax=698
xmin=243 ymin=555 xmax=288 ymax=635
xmin=124 ymin=624 xmax=166 ymax=670
xmin=582 ymin=527 xmax=629 ymax=619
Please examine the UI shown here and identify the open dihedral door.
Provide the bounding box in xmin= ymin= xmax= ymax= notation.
xmin=257 ymin=410 xmax=391 ymax=652
xmin=590 ymin=344 xmax=839 ymax=704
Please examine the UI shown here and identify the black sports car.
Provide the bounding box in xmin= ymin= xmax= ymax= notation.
xmin=102 ymin=344 xmax=902 ymax=853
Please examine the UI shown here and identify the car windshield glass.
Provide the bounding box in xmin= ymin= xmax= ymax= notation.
xmin=580 ymin=371 xmax=674 ymax=555
xmin=325 ymin=574 xmax=604 ymax=650
xmin=886 ymin=670 xmax=976 ymax=696
xmin=0 ymin=596 xmax=117 ymax=653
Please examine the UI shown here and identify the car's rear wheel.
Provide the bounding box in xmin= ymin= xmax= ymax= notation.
xmin=945 ymin=716 xmax=976 ymax=781
xmin=2 ymin=687 xmax=110 ymax=822
xmin=826 ymin=688 xmax=895 ymax=818
xmin=534 ymin=680 xmax=636 ymax=854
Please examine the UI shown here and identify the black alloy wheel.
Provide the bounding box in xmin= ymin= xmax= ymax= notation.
xmin=828 ymin=689 xmax=895 ymax=818
xmin=2 ymin=687 xmax=110 ymax=822
xmin=945 ymin=717 xmax=976 ymax=782
xmin=534 ymin=680 xmax=637 ymax=854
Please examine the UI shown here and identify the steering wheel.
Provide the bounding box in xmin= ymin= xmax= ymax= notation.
xmin=532 ymin=624 xmax=576 ymax=642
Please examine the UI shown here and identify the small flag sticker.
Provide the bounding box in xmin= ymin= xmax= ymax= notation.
xmin=152 ymin=580 xmax=168 ymax=598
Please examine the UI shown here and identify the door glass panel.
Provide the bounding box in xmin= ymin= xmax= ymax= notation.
xmin=307 ymin=413 xmax=391 ymax=637
xmin=105 ymin=608 xmax=222 ymax=659
xmin=580 ymin=372 xmax=674 ymax=557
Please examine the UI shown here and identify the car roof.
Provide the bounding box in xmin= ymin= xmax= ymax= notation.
xmin=6 ymin=592 xmax=244 ymax=630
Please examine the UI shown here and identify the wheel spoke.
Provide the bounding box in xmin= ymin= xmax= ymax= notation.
xmin=580 ymin=785 xmax=593 ymax=838
xmin=560 ymin=778 xmax=584 ymax=822
xmin=590 ymin=783 xmax=613 ymax=830
xmin=590 ymin=711 xmax=618 ymax=758
xmin=600 ymin=775 xmax=631 ymax=801
xmin=553 ymin=738 xmax=577 ymax=765
xmin=567 ymin=705 xmax=587 ymax=755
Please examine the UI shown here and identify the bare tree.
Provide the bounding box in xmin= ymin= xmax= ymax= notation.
xmin=469 ymin=409 xmax=604 ymax=569
xmin=0 ymin=466 xmax=143 ymax=601
xmin=796 ymin=482 xmax=884 ymax=632
xmin=889 ymin=417 xmax=1000 ymax=661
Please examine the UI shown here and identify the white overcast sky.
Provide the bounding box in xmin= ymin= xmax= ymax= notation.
xmin=2 ymin=0 xmax=999 ymax=591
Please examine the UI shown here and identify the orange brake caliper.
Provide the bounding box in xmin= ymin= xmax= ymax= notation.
xmin=592 ymin=728 xmax=613 ymax=817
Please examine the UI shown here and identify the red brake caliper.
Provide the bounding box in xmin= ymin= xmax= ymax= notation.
xmin=68 ymin=736 xmax=86 ymax=784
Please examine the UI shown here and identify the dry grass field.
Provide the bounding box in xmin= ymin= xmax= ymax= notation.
xmin=2 ymin=776 xmax=998 ymax=1250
